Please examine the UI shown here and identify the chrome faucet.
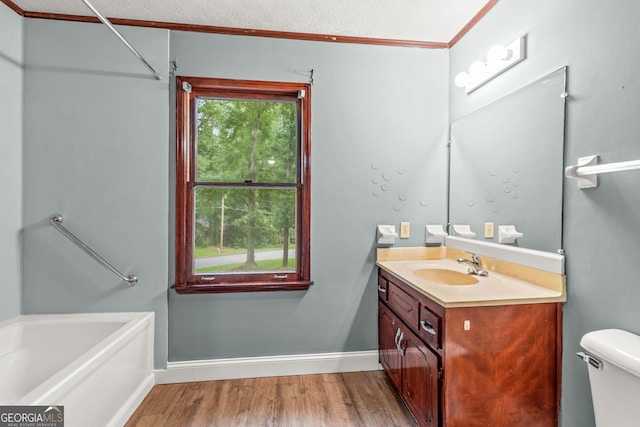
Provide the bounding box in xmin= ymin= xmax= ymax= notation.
xmin=457 ymin=252 xmax=489 ymax=276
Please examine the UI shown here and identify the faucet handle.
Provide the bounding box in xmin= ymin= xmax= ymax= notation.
xmin=464 ymin=251 xmax=481 ymax=264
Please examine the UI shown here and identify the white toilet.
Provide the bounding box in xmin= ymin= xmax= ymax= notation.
xmin=579 ymin=329 xmax=640 ymax=427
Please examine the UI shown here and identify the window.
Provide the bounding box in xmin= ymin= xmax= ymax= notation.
xmin=174 ymin=77 xmax=312 ymax=294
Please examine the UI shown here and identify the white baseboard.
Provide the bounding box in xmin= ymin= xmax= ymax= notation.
xmin=154 ymin=350 xmax=381 ymax=385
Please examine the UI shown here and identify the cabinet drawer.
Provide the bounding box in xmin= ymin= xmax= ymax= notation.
xmin=388 ymin=282 xmax=419 ymax=328
xmin=418 ymin=305 xmax=441 ymax=349
xmin=378 ymin=276 xmax=389 ymax=302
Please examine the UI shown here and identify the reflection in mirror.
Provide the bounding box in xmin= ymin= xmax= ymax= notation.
xmin=448 ymin=67 xmax=567 ymax=253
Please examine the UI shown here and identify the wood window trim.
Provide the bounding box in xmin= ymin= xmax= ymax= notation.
xmin=173 ymin=76 xmax=312 ymax=294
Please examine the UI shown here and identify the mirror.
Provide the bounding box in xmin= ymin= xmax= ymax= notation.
xmin=448 ymin=67 xmax=567 ymax=253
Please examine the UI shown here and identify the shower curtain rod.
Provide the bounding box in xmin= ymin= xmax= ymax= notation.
xmin=80 ymin=0 xmax=161 ymax=80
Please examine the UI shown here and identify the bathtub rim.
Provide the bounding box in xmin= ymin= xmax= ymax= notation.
xmin=0 ymin=311 xmax=154 ymax=406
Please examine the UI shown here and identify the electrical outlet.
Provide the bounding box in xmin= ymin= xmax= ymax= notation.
xmin=484 ymin=222 xmax=494 ymax=239
xmin=400 ymin=222 xmax=410 ymax=239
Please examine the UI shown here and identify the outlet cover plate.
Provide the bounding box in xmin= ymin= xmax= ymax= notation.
xmin=484 ymin=222 xmax=494 ymax=239
xmin=400 ymin=222 xmax=410 ymax=239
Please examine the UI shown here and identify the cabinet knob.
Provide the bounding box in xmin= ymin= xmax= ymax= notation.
xmin=378 ymin=286 xmax=387 ymax=293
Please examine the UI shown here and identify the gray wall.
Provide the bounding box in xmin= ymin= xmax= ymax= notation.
xmin=17 ymin=19 xmax=449 ymax=367
xmin=168 ymin=32 xmax=449 ymax=360
xmin=21 ymin=19 xmax=170 ymax=368
xmin=449 ymin=1 xmax=640 ymax=426
xmin=0 ymin=4 xmax=23 ymax=322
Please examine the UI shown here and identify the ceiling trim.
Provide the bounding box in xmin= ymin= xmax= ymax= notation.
xmin=2 ymin=0 xmax=498 ymax=49
xmin=23 ymin=11 xmax=450 ymax=49
xmin=1 ymin=0 xmax=23 ymax=15
xmin=449 ymin=0 xmax=499 ymax=47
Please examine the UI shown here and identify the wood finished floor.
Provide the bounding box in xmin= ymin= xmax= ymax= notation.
xmin=125 ymin=371 xmax=415 ymax=427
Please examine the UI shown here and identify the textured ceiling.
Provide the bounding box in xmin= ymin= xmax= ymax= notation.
xmin=11 ymin=0 xmax=491 ymax=43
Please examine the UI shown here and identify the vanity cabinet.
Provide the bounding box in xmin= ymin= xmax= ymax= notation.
xmin=378 ymin=268 xmax=561 ymax=427
xmin=379 ymin=302 xmax=439 ymax=426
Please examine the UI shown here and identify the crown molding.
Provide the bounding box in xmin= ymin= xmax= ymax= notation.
xmin=2 ymin=0 xmax=498 ymax=48
xmin=449 ymin=0 xmax=499 ymax=47
xmin=1 ymin=0 xmax=24 ymax=15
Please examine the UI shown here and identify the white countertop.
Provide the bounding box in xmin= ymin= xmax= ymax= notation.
xmin=377 ymin=257 xmax=566 ymax=308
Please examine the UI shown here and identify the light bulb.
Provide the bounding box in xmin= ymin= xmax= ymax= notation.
xmin=487 ymin=45 xmax=507 ymax=63
xmin=454 ymin=72 xmax=471 ymax=88
xmin=469 ymin=61 xmax=487 ymax=79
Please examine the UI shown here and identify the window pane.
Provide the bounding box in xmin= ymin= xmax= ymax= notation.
xmin=196 ymin=98 xmax=298 ymax=183
xmin=194 ymin=187 xmax=297 ymax=274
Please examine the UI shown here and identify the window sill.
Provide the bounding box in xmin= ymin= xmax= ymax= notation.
xmin=172 ymin=280 xmax=313 ymax=294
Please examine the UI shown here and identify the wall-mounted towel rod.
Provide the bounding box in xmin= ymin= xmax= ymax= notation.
xmin=80 ymin=0 xmax=161 ymax=80
xmin=565 ymin=155 xmax=640 ymax=188
xmin=50 ymin=215 xmax=138 ymax=286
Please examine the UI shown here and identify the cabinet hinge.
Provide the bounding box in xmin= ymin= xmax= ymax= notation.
xmin=437 ymin=368 xmax=443 ymax=381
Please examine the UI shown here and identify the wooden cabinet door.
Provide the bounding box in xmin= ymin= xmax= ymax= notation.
xmin=378 ymin=302 xmax=403 ymax=391
xmin=401 ymin=326 xmax=439 ymax=427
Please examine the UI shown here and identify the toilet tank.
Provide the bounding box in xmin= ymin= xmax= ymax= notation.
xmin=580 ymin=329 xmax=640 ymax=427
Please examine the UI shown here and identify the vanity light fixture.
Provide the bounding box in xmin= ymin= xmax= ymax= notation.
xmin=455 ymin=35 xmax=527 ymax=94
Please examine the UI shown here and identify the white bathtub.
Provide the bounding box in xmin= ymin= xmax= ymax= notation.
xmin=0 ymin=312 xmax=154 ymax=427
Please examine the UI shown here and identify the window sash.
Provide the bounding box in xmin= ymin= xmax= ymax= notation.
xmin=194 ymin=97 xmax=300 ymax=184
xmin=192 ymin=185 xmax=298 ymax=275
